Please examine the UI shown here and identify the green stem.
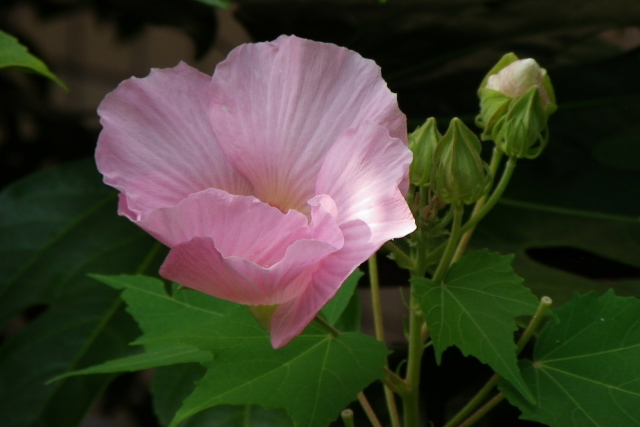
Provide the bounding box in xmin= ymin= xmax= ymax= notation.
xmin=359 ymin=392 xmax=384 ymax=427
xmin=456 ymin=393 xmax=506 ymax=427
xmin=432 ymin=203 xmax=465 ymax=283
xmin=341 ymin=409 xmax=356 ymax=427
xmin=517 ymin=296 xmax=553 ymax=354
xmin=368 ymin=255 xmax=402 ymax=427
xmin=369 ymin=254 xmax=385 ymax=342
xmin=402 ymin=205 xmax=465 ymax=427
xmin=403 ymin=290 xmax=425 ymax=427
xmin=443 ymin=376 xmax=500 ymax=427
xmin=384 ymin=241 xmax=415 ymax=273
xmin=452 ymin=155 xmax=517 ymax=262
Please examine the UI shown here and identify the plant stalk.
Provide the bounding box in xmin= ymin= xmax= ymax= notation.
xmin=452 ymin=156 xmax=517 ymax=262
xmin=368 ymin=254 xmax=402 ymax=427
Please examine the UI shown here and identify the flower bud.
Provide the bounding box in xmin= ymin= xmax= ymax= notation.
xmin=431 ymin=118 xmax=492 ymax=205
xmin=476 ymin=53 xmax=557 ymax=158
xmin=493 ymin=86 xmax=548 ymax=158
xmin=408 ymin=117 xmax=441 ymax=187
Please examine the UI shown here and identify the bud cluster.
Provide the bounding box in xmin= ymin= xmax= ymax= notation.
xmin=409 ymin=117 xmax=491 ymax=206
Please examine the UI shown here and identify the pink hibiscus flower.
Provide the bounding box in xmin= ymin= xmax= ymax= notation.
xmin=95 ymin=35 xmax=415 ymax=348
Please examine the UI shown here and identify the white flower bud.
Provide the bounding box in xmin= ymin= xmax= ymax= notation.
xmin=485 ymin=58 xmax=550 ymax=106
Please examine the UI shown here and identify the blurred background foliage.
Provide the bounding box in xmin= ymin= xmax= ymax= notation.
xmin=1 ymin=0 xmax=639 ymax=426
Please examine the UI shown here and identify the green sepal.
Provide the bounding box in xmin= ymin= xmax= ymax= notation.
xmin=476 ymin=88 xmax=512 ymax=138
xmin=477 ymin=52 xmax=519 ymax=94
xmin=494 ymin=86 xmax=549 ymax=159
xmin=409 ymin=117 xmax=442 ymax=187
xmin=431 ymin=118 xmax=492 ymax=205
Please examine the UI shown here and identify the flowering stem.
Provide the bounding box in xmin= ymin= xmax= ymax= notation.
xmin=452 ymin=155 xmax=517 ymax=262
xmin=368 ymin=254 xmax=386 ymax=343
xmin=432 ymin=203 xmax=465 ymax=283
xmin=358 ymin=392 xmax=384 ymax=427
xmin=384 ymin=241 xmax=415 ymax=271
xmin=403 ymin=290 xmax=425 ymax=427
xmin=368 ymin=255 xmax=402 ymax=427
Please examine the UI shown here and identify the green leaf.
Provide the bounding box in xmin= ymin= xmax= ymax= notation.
xmin=0 ymin=160 xmax=167 ymax=427
xmin=191 ymin=0 xmax=230 ymax=8
xmin=93 ymin=275 xmax=389 ymax=427
xmin=51 ymin=345 xmax=213 ymax=381
xmin=0 ymin=285 xmax=139 ymax=427
xmin=0 ymin=159 xmax=165 ymax=325
xmin=152 ymin=363 xmax=295 ymax=427
xmin=0 ymin=30 xmax=67 ymax=89
xmin=501 ymin=290 xmax=640 ymax=427
xmin=412 ymin=249 xmax=538 ymax=401
xmin=320 ymin=268 xmax=362 ymax=329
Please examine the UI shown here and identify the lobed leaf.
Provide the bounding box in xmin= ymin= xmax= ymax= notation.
xmin=501 ymin=290 xmax=640 ymax=427
xmin=413 ymin=249 xmax=538 ymax=401
xmin=93 ymin=275 xmax=389 ymax=427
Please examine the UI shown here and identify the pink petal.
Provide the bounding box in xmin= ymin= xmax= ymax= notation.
xmin=270 ymin=219 xmax=375 ymax=348
xmin=156 ymin=190 xmax=344 ymax=306
xmin=96 ymin=62 xmax=252 ymax=220
xmin=139 ymin=189 xmax=306 ymax=262
xmin=208 ymin=35 xmax=406 ymax=214
xmin=316 ymin=121 xmax=416 ymax=244
xmin=160 ymin=235 xmax=333 ymax=306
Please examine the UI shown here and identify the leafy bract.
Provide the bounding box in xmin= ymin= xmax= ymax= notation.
xmin=501 ymin=290 xmax=640 ymax=427
xmin=0 ymin=30 xmax=67 ymax=89
xmin=90 ymin=275 xmax=388 ymax=427
xmin=0 ymin=160 xmax=166 ymax=427
xmin=412 ymin=250 xmax=538 ymax=401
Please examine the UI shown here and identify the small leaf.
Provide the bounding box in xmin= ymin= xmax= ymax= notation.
xmin=501 ymin=290 xmax=640 ymax=427
xmin=0 ymin=30 xmax=67 ymax=89
xmin=94 ymin=275 xmax=389 ymax=427
xmin=412 ymin=249 xmax=538 ymax=401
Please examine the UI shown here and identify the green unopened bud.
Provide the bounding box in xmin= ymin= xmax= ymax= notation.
xmin=249 ymin=304 xmax=279 ymax=332
xmin=431 ymin=118 xmax=492 ymax=205
xmin=476 ymin=54 xmax=557 ymax=158
xmin=493 ymin=86 xmax=548 ymax=158
xmin=409 ymin=117 xmax=441 ymax=187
